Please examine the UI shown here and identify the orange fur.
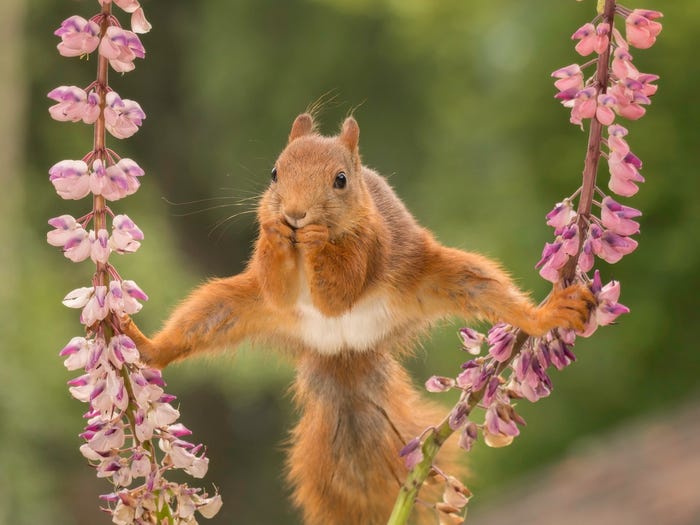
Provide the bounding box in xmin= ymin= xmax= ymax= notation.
xmin=122 ymin=113 xmax=593 ymax=524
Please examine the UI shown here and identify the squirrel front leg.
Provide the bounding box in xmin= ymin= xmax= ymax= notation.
xmin=295 ymin=224 xmax=373 ymax=316
xmin=121 ymin=272 xmax=269 ymax=369
xmin=420 ymin=243 xmax=594 ymax=336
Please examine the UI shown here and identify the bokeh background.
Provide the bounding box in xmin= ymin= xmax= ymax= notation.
xmin=2 ymin=0 xmax=698 ymax=524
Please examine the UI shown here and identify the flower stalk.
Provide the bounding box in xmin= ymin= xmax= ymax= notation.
xmin=386 ymin=0 xmax=661 ymax=523
xmin=48 ymin=2 xmax=220 ymax=523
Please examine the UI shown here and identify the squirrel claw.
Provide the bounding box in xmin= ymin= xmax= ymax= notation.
xmin=296 ymin=224 xmax=329 ymax=247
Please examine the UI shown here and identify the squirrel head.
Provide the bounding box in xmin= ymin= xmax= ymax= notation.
xmin=259 ymin=113 xmax=371 ymax=236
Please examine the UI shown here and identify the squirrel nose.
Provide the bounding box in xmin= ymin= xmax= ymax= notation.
xmin=283 ymin=209 xmax=307 ymax=227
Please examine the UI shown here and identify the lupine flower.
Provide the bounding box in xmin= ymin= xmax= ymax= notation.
xmin=625 ymin=9 xmax=663 ymax=49
xmin=551 ymin=64 xmax=584 ymax=93
xmin=47 ymin=86 xmax=100 ymax=124
xmin=104 ymin=91 xmax=146 ymax=139
xmin=456 ymin=360 xmax=492 ymax=391
xmin=110 ymin=214 xmax=144 ymax=253
xmin=90 ymin=158 xmax=143 ymax=201
xmin=569 ymin=87 xmax=598 ymax=126
xmin=458 ymin=422 xmax=478 ymax=452
xmin=608 ymin=149 xmax=645 ymax=197
xmin=99 ymin=26 xmax=146 ymax=72
xmin=425 ymin=376 xmax=456 ymax=393
xmin=49 ymin=159 xmax=91 ymax=200
xmin=596 ymin=93 xmax=617 ymax=125
xmin=607 ymin=81 xmax=648 ymax=120
xmin=580 ymin=271 xmax=630 ymax=337
xmin=458 ymin=327 xmax=485 ymax=355
xmin=54 ymin=15 xmax=100 ymax=57
xmin=448 ymin=402 xmax=470 ymax=431
xmin=483 ymin=403 xmax=524 ymax=448
xmin=601 ymin=196 xmax=641 ymax=236
xmin=572 ymin=22 xmax=610 ymax=56
xmin=546 ymin=199 xmax=576 ymax=231
xmin=91 ymin=229 xmax=111 ymax=264
xmin=399 ymin=438 xmax=424 ymax=469
xmin=487 ymin=324 xmax=516 ymax=362
xmin=591 ymin=228 xmax=638 ymax=264
xmin=612 ymin=47 xmax=639 ymax=80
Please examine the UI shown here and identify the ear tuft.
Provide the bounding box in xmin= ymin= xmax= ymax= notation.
xmin=288 ymin=113 xmax=315 ymax=143
xmin=339 ymin=117 xmax=360 ymax=153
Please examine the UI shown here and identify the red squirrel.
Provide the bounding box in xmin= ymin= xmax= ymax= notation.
xmin=122 ymin=113 xmax=593 ymax=525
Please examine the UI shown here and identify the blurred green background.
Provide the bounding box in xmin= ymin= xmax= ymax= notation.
xmin=1 ymin=0 xmax=698 ymax=524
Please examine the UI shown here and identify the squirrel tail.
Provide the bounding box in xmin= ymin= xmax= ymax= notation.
xmin=287 ymin=350 xmax=460 ymax=525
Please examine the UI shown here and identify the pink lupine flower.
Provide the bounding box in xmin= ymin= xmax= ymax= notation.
xmin=99 ymin=26 xmax=145 ymax=73
xmin=91 ymin=229 xmax=111 ymax=264
xmin=425 ymin=376 xmax=456 ymax=393
xmin=60 ymin=337 xmax=91 ymax=371
xmin=82 ymin=285 xmax=110 ymax=326
xmin=458 ymin=327 xmax=485 ymax=355
xmin=109 ymin=215 xmax=144 ymax=254
xmin=608 ymin=149 xmax=645 ymax=197
xmin=483 ymin=403 xmax=524 ymax=448
xmin=54 ymin=15 xmax=100 ymax=57
xmin=47 ymin=86 xmax=100 ymax=124
xmin=572 ymin=22 xmax=610 ymax=56
xmin=612 ymin=47 xmax=639 ymax=80
xmin=448 ymin=402 xmax=470 ymax=431
xmin=608 ymin=81 xmax=648 ymax=120
xmin=456 ymin=360 xmax=492 ymax=392
xmin=487 ymin=324 xmax=516 ymax=362
xmin=601 ymin=196 xmax=641 ymax=236
xmin=88 ymin=423 xmax=126 ymax=453
xmin=399 ymin=438 xmax=424 ymax=469
xmin=551 ymin=64 xmax=584 ymax=93
xmin=458 ymin=422 xmax=478 ymax=452
xmin=104 ymin=92 xmax=146 ymax=139
xmin=107 ymin=279 xmax=147 ymax=317
xmin=130 ymin=8 xmax=152 ymax=34
xmin=569 ymin=87 xmax=598 ymax=126
xmin=580 ymin=271 xmax=630 ymax=337
xmin=49 ymin=159 xmax=91 ymax=200
xmin=90 ymin=158 xmax=142 ymax=201
xmin=625 ymin=9 xmax=663 ymax=49
xmin=587 ymin=223 xmax=638 ymax=264
xmin=536 ymin=241 xmax=569 ymax=282
xmin=108 ymin=335 xmax=140 ymax=368
xmin=596 ymin=93 xmax=617 ymax=125
xmin=47 ymin=215 xmax=91 ymax=262
xmin=546 ymin=199 xmax=576 ymax=231
xmin=607 ymin=124 xmax=631 ymax=156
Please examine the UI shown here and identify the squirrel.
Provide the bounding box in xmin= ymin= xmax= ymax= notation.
xmin=122 ymin=113 xmax=594 ymax=525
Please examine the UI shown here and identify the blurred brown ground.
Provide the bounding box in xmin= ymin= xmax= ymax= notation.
xmin=471 ymin=397 xmax=700 ymax=525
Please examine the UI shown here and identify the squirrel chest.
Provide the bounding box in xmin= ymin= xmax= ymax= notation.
xmin=291 ymin=259 xmax=396 ymax=354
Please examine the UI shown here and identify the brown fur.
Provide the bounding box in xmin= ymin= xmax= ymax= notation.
xmin=123 ymin=113 xmax=593 ymax=524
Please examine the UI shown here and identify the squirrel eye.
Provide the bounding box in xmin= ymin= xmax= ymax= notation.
xmin=270 ymin=167 xmax=278 ymax=183
xmin=334 ymin=172 xmax=347 ymax=189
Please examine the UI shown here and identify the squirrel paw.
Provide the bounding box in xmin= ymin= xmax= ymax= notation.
xmin=296 ymin=224 xmax=329 ymax=248
xmin=262 ymin=219 xmax=296 ymax=249
xmin=533 ymin=283 xmax=596 ymax=336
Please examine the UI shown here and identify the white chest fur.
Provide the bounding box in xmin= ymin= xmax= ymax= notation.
xmin=294 ymin=279 xmax=395 ymax=354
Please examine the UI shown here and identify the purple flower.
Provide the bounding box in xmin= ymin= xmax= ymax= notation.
xmin=99 ymin=26 xmax=145 ymax=73
xmin=546 ymin=199 xmax=576 ymax=230
xmin=552 ymin=64 xmax=584 ymax=93
xmin=601 ymin=196 xmax=641 ymax=236
xmin=49 ymin=159 xmax=91 ymax=200
xmin=448 ymin=402 xmax=470 ymax=431
xmin=425 ymin=376 xmax=455 ymax=393
xmin=47 ymin=86 xmax=100 ymax=124
xmin=580 ymin=270 xmax=630 ymax=337
xmin=487 ymin=324 xmax=516 ymax=363
xmin=110 ymin=214 xmax=144 ymax=253
xmin=399 ymin=437 xmax=424 ymax=469
xmin=54 ymin=15 xmax=100 ymax=57
xmin=47 ymin=214 xmax=91 ymax=262
xmin=458 ymin=327 xmax=485 ymax=355
xmin=458 ymin=422 xmax=478 ymax=452
xmin=456 ymin=360 xmax=492 ymax=391
xmin=90 ymin=158 xmax=143 ymax=201
xmin=593 ymin=229 xmax=639 ymax=264
xmin=483 ymin=403 xmax=525 ymax=448
xmin=104 ymin=92 xmax=146 ymax=139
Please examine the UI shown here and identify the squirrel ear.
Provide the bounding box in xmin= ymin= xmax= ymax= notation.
xmin=339 ymin=117 xmax=360 ymax=153
xmin=288 ymin=113 xmax=315 ymax=143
